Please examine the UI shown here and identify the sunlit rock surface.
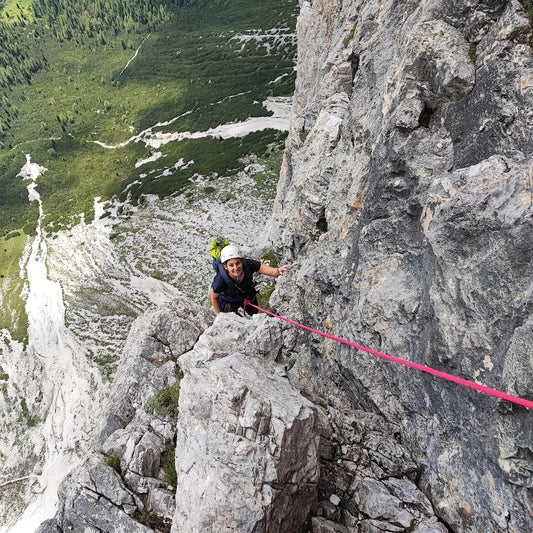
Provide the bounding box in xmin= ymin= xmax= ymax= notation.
xmin=38 ymin=302 xmax=323 ymax=533
xmin=37 ymin=298 xmax=215 ymax=533
xmin=263 ymin=0 xmax=533 ymax=531
xmin=173 ymin=313 xmax=320 ymax=532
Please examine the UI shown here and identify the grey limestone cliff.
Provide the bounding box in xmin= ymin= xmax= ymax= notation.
xmin=172 ymin=313 xmax=321 ymax=532
xmin=38 ymin=301 xmax=323 ymax=533
xmin=263 ymin=0 xmax=533 ymax=531
xmin=37 ymin=299 xmax=215 ymax=533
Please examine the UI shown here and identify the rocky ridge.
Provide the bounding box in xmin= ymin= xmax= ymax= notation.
xmin=264 ymin=0 xmax=532 ymax=531
xmin=38 ymin=296 xmax=449 ymax=533
xmin=38 ymin=0 xmax=532 ymax=532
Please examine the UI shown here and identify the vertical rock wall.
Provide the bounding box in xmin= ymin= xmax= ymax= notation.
xmin=264 ymin=0 xmax=532 ymax=531
xmin=34 ymin=2 xmax=532 ymax=532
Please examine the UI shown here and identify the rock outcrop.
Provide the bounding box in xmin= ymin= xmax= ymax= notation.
xmin=37 ymin=299 xmax=215 ymax=533
xmin=173 ymin=313 xmax=320 ymax=532
xmin=38 ymin=300 xmax=324 ymax=533
xmin=262 ymin=0 xmax=533 ymax=531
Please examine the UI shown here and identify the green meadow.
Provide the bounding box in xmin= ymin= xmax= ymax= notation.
xmin=0 ymin=0 xmax=296 ymax=233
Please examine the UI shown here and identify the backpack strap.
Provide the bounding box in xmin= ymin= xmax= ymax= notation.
xmin=214 ymin=259 xmax=233 ymax=285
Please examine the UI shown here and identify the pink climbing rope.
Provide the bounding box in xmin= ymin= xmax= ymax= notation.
xmin=244 ymin=300 xmax=533 ymax=409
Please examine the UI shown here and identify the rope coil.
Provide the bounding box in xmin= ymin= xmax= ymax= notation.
xmin=244 ymin=300 xmax=533 ymax=410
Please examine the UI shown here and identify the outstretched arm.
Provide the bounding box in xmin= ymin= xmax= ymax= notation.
xmin=210 ymin=290 xmax=223 ymax=313
xmin=258 ymin=263 xmax=293 ymax=278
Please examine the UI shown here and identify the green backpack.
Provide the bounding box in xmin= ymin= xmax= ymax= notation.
xmin=210 ymin=236 xmax=230 ymax=263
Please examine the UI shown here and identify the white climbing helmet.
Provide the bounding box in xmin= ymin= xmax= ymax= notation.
xmin=220 ymin=244 xmax=242 ymax=264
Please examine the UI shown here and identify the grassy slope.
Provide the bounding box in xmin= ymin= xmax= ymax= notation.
xmin=1 ymin=0 xmax=296 ymax=229
xmin=0 ymin=233 xmax=29 ymax=340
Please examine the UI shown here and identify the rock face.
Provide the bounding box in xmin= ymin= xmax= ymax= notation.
xmin=172 ymin=313 xmax=320 ymax=532
xmin=37 ymin=302 xmax=323 ymax=533
xmin=37 ymin=298 xmax=215 ymax=533
xmin=262 ymin=0 xmax=533 ymax=531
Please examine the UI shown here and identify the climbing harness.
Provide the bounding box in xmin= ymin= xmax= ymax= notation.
xmin=243 ymin=300 xmax=533 ymax=410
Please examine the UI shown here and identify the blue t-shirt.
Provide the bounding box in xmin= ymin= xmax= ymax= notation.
xmin=212 ymin=258 xmax=261 ymax=302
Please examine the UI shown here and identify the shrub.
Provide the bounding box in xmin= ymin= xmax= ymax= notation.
xmin=316 ymin=216 xmax=328 ymax=233
xmin=135 ymin=506 xmax=158 ymax=529
xmin=343 ymin=22 xmax=358 ymax=48
xmin=162 ymin=445 xmax=177 ymax=486
xmin=20 ymin=398 xmax=38 ymax=427
xmin=106 ymin=453 xmax=121 ymax=474
xmin=260 ymin=249 xmax=278 ymax=268
xmin=257 ymin=285 xmax=275 ymax=312
xmin=469 ymin=42 xmax=478 ymax=63
xmin=145 ymin=381 xmax=181 ymax=421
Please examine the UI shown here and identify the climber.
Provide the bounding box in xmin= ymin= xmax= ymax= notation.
xmin=210 ymin=244 xmax=292 ymax=315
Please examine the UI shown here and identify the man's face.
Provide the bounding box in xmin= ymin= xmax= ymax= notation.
xmin=225 ymin=258 xmax=243 ymax=280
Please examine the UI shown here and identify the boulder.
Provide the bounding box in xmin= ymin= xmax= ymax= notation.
xmin=172 ymin=313 xmax=321 ymax=533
